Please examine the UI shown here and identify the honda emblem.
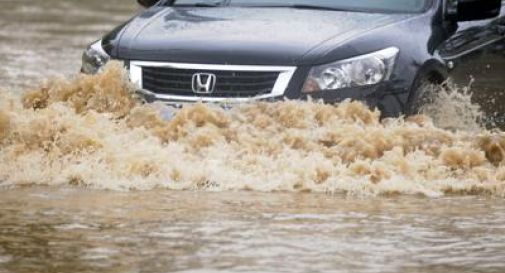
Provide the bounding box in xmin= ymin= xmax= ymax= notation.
xmin=192 ymin=73 xmax=217 ymax=94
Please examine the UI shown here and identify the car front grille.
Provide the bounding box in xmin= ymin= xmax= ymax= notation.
xmin=141 ymin=67 xmax=280 ymax=98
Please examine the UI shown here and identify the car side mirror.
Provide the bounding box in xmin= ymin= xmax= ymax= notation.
xmin=137 ymin=0 xmax=159 ymax=8
xmin=449 ymin=0 xmax=502 ymax=21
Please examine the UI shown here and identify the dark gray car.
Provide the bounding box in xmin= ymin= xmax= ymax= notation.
xmin=82 ymin=0 xmax=505 ymax=121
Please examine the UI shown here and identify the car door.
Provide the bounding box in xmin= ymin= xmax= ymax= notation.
xmin=439 ymin=1 xmax=505 ymax=127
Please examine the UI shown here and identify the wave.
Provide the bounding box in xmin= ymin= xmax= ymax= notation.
xmin=1 ymin=62 xmax=504 ymax=197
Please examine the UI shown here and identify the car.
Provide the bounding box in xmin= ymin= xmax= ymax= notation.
xmin=81 ymin=0 xmax=505 ymax=120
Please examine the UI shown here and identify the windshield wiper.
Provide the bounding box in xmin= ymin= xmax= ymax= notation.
xmin=244 ymin=4 xmax=351 ymax=12
xmin=171 ymin=0 xmax=227 ymax=7
xmin=170 ymin=2 xmax=352 ymax=11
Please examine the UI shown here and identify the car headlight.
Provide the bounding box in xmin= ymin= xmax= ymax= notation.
xmin=81 ymin=40 xmax=110 ymax=74
xmin=302 ymin=47 xmax=399 ymax=93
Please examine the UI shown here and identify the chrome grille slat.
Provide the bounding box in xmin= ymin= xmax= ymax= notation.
xmin=142 ymin=73 xmax=277 ymax=88
xmin=142 ymin=67 xmax=280 ymax=80
xmin=142 ymin=84 xmax=272 ymax=96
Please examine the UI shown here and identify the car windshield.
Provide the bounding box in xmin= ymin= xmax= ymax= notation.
xmin=171 ymin=0 xmax=429 ymax=13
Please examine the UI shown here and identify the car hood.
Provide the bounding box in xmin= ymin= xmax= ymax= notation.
xmin=111 ymin=7 xmax=415 ymax=65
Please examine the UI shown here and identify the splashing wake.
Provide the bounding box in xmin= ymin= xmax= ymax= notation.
xmin=1 ymin=62 xmax=505 ymax=196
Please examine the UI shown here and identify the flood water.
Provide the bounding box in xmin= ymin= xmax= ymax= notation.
xmin=1 ymin=1 xmax=505 ymax=273
xmin=1 ymin=188 xmax=505 ymax=273
xmin=0 ymin=0 xmax=138 ymax=89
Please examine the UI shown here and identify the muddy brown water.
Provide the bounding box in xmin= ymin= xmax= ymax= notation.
xmin=1 ymin=1 xmax=505 ymax=272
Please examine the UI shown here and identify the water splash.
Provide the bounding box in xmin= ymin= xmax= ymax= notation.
xmin=1 ymin=62 xmax=505 ymax=196
xmin=418 ymin=81 xmax=483 ymax=132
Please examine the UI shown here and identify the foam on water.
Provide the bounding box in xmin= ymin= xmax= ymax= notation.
xmin=418 ymin=81 xmax=483 ymax=132
xmin=1 ymin=62 xmax=505 ymax=196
